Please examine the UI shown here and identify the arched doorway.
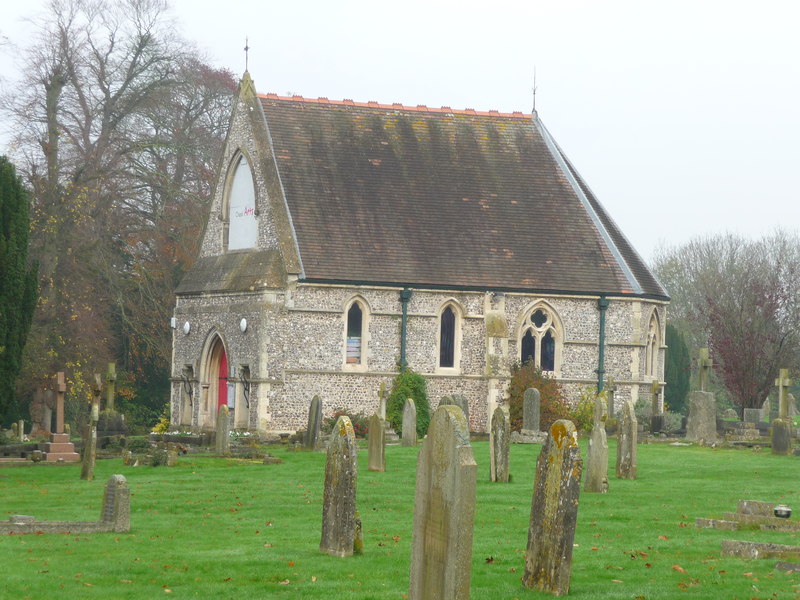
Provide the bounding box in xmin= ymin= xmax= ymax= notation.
xmin=209 ymin=337 xmax=228 ymax=411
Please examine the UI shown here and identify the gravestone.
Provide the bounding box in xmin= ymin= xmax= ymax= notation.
xmin=100 ymin=474 xmax=131 ymax=532
xmin=11 ymin=422 xmax=18 ymax=440
xmin=698 ymin=347 xmax=713 ymax=392
xmin=584 ymin=394 xmax=609 ymax=493
xmin=402 ymin=398 xmax=417 ymax=447
xmin=523 ymin=420 xmax=583 ymax=595
xmin=320 ymin=415 xmax=359 ymax=557
xmin=761 ymin=398 xmax=772 ymax=422
xmin=367 ymin=413 xmax=386 ymax=472
xmin=616 ymin=399 xmax=638 ymax=479
xmin=685 ymin=390 xmax=717 ymax=444
xmin=743 ymin=408 xmax=762 ymax=424
xmin=81 ymin=374 xmax=102 ymax=481
xmin=408 ymin=405 xmax=476 ymax=600
xmin=17 ymin=420 xmax=24 ymax=441
xmin=105 ymin=362 xmax=117 ymax=412
xmin=451 ymin=394 xmax=470 ymax=429
xmin=378 ymin=381 xmax=387 ymax=420
xmin=489 ymin=405 xmax=510 ymax=483
xmin=215 ymin=405 xmax=231 ymax=457
xmin=788 ymin=393 xmax=798 ymax=417
xmin=649 ymin=380 xmax=665 ymax=433
xmin=44 ymin=372 xmax=79 ymax=462
xmin=605 ymin=377 xmax=617 ymax=420
xmin=522 ymin=387 xmax=541 ymax=433
xmin=771 ymin=418 xmax=793 ymax=456
xmin=305 ymin=395 xmax=323 ymax=451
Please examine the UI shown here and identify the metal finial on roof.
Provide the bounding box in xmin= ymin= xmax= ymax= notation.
xmin=532 ymin=66 xmax=538 ymax=114
xmin=244 ymin=37 xmax=250 ymax=72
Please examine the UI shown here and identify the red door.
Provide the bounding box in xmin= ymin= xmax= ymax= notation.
xmin=218 ymin=349 xmax=228 ymax=409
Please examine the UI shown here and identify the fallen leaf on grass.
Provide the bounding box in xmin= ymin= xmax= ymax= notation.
xmin=612 ymin=579 xmax=624 ymax=583
xmin=311 ymin=576 xmax=317 ymax=582
xmin=288 ymin=561 xmax=295 ymax=567
xmin=658 ymin=536 xmax=669 ymax=541
xmin=672 ymin=565 xmax=687 ymax=574
xmin=279 ymin=579 xmax=290 ymax=585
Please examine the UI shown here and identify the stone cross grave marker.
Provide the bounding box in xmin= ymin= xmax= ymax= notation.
xmin=523 ymin=387 xmax=541 ymax=433
xmin=215 ymin=405 xmax=231 ymax=457
xmin=306 ymin=395 xmax=323 ymax=451
xmin=605 ymin=377 xmax=617 ymax=420
xmin=585 ymin=394 xmax=609 ymax=493
xmin=775 ymin=369 xmax=792 ymax=419
xmin=409 ymin=405 xmax=476 ymax=600
xmin=56 ymin=371 xmax=66 ymax=434
xmin=523 ymin=420 xmax=583 ymax=595
xmin=616 ymin=399 xmax=638 ymax=479
xmin=105 ymin=362 xmax=117 ymax=412
xmin=367 ymin=413 xmax=386 ymax=472
xmin=81 ymin=374 xmax=102 ymax=481
xmin=685 ymin=390 xmax=717 ymax=444
xmin=320 ymin=415 xmax=359 ymax=557
xmin=490 ymin=405 xmax=510 ymax=483
xmin=378 ymin=381 xmax=387 ymax=420
xmin=402 ymin=398 xmax=417 ymax=447
xmin=650 ymin=380 xmax=665 ymax=433
xmin=698 ymin=347 xmax=713 ymax=392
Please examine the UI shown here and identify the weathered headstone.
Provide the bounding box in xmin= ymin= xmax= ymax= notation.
xmin=305 ymin=395 xmax=323 ymax=451
xmin=402 ymin=398 xmax=417 ymax=447
xmin=100 ymin=474 xmax=131 ymax=532
xmin=771 ymin=418 xmax=793 ymax=456
xmin=616 ymin=399 xmax=638 ymax=479
xmin=698 ymin=347 xmax=713 ymax=392
xmin=81 ymin=374 xmax=102 ymax=481
xmin=17 ymin=420 xmax=24 ymax=442
xmin=761 ymin=398 xmax=771 ymax=422
xmin=451 ymin=394 xmax=470 ymax=429
xmin=11 ymin=422 xmax=19 ymax=440
xmin=605 ymin=377 xmax=617 ymax=420
xmin=788 ymin=393 xmax=798 ymax=417
xmin=775 ymin=369 xmax=792 ymax=419
xmin=584 ymin=394 xmax=609 ymax=493
xmin=378 ymin=381 xmax=387 ymax=420
xmin=685 ymin=390 xmax=717 ymax=444
xmin=409 ymin=405 xmax=476 ymax=600
xmin=367 ymin=413 xmax=386 ymax=472
xmin=320 ymin=415 xmax=358 ymax=557
xmin=215 ymin=405 xmax=230 ymax=457
xmin=743 ymin=407 xmax=762 ymax=424
xmin=523 ymin=420 xmax=583 ymax=595
xmin=522 ymin=387 xmax=541 ymax=433
xmin=489 ymin=405 xmax=510 ymax=483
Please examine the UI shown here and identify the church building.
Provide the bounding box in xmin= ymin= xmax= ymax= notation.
xmin=169 ymin=72 xmax=669 ymax=433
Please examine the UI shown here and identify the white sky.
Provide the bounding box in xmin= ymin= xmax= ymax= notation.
xmin=2 ymin=0 xmax=799 ymax=264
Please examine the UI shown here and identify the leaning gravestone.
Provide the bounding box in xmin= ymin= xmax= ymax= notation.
xmin=523 ymin=420 xmax=583 ymax=595
xmin=306 ymin=395 xmax=323 ymax=451
xmin=489 ymin=405 xmax=510 ymax=483
xmin=367 ymin=413 xmax=386 ymax=472
xmin=685 ymin=390 xmax=717 ymax=444
xmin=215 ymin=405 xmax=231 ymax=457
xmin=402 ymin=399 xmax=417 ymax=447
xmin=409 ymin=405 xmax=476 ymax=600
xmin=522 ymin=387 xmax=541 ymax=434
xmin=320 ymin=415 xmax=359 ymax=557
xmin=584 ymin=394 xmax=609 ymax=493
xmin=616 ymin=399 xmax=638 ymax=480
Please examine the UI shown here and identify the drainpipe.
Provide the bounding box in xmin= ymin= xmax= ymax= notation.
xmin=597 ymin=296 xmax=609 ymax=392
xmin=400 ymin=288 xmax=413 ymax=372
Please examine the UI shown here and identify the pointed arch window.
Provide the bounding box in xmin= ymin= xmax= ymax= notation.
xmin=520 ymin=306 xmax=561 ymax=372
xmin=346 ymin=302 xmax=364 ymax=365
xmin=439 ymin=306 xmax=456 ymax=368
xmin=645 ymin=313 xmax=660 ymax=377
xmin=225 ymin=154 xmax=257 ymax=250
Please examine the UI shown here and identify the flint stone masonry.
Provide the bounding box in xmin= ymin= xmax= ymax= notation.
xmin=685 ymin=391 xmax=717 ymax=444
xmin=0 ymin=475 xmax=130 ymax=534
xmin=489 ymin=405 xmax=510 ymax=483
xmin=320 ymin=416 xmax=358 ymax=557
xmin=523 ymin=420 xmax=582 ymax=596
xmin=409 ymin=405 xmax=476 ymax=600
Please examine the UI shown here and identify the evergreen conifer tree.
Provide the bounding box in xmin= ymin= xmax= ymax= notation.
xmin=664 ymin=324 xmax=691 ymax=414
xmin=0 ymin=156 xmax=38 ymax=425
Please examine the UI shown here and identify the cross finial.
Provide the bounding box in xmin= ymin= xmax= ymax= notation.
xmin=244 ymin=37 xmax=250 ymax=71
xmin=532 ymin=66 xmax=538 ymax=113
xmin=698 ymin=347 xmax=713 ymax=392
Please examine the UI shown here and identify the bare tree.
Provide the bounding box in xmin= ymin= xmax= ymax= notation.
xmin=653 ymin=230 xmax=800 ymax=411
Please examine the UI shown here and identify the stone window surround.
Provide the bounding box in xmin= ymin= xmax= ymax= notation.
xmin=644 ymin=309 xmax=660 ymax=378
xmin=514 ymin=300 xmax=564 ymax=376
xmin=342 ymin=296 xmax=370 ymax=372
xmin=220 ymin=149 xmax=259 ymax=252
xmin=435 ymin=299 xmax=464 ymax=375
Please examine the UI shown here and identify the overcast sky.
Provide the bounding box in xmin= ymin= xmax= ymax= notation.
xmin=2 ymin=0 xmax=799 ymax=264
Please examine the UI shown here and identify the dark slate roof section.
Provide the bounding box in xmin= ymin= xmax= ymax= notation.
xmin=259 ymin=95 xmax=668 ymax=299
xmin=176 ymin=250 xmax=286 ymax=295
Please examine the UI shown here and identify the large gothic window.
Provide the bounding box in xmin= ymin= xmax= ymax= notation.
xmin=226 ymin=154 xmax=257 ymax=250
xmin=519 ymin=305 xmax=561 ymax=372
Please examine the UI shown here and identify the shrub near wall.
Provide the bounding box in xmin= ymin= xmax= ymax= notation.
xmin=386 ymin=369 xmax=430 ymax=438
xmin=507 ymin=362 xmax=569 ymax=432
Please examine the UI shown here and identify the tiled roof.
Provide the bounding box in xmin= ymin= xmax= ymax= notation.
xmin=259 ymin=94 xmax=667 ymax=299
xmin=176 ymin=250 xmax=286 ymax=294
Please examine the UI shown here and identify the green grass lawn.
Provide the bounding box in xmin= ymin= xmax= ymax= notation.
xmin=0 ymin=440 xmax=797 ymax=599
